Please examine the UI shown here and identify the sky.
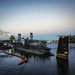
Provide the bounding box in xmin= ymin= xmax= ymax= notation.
xmin=0 ymin=0 xmax=75 ymax=40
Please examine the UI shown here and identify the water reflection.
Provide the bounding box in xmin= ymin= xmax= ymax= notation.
xmin=56 ymin=58 xmax=69 ymax=75
xmin=0 ymin=50 xmax=12 ymax=58
xmin=15 ymin=48 xmax=51 ymax=59
xmin=0 ymin=49 xmax=28 ymax=75
xmin=4 ymin=48 xmax=29 ymax=65
xmin=9 ymin=48 xmax=15 ymax=54
xmin=0 ymin=43 xmax=75 ymax=75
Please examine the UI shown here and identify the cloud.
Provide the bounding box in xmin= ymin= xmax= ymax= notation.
xmin=0 ymin=29 xmax=10 ymax=36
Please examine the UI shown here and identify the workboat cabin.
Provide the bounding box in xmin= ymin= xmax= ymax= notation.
xmin=16 ymin=37 xmax=51 ymax=52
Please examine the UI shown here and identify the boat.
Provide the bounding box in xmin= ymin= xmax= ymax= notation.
xmin=15 ymin=36 xmax=54 ymax=56
xmin=15 ymin=47 xmax=54 ymax=56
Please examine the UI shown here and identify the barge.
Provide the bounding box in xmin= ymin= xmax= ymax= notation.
xmin=15 ymin=47 xmax=54 ymax=56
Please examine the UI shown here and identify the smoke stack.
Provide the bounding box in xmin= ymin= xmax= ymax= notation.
xmin=30 ymin=33 xmax=33 ymax=40
xmin=18 ymin=33 xmax=21 ymax=42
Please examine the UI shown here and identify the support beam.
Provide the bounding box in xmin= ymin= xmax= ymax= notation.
xmin=56 ymin=36 xmax=69 ymax=60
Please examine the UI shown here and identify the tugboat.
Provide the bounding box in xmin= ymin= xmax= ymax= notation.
xmin=16 ymin=47 xmax=54 ymax=56
xmin=15 ymin=37 xmax=54 ymax=56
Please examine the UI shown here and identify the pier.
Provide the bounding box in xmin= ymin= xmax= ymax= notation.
xmin=56 ymin=36 xmax=69 ymax=60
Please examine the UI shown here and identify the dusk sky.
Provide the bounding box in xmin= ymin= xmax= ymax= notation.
xmin=0 ymin=0 xmax=75 ymax=40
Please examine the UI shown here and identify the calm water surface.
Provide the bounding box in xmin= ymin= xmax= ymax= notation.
xmin=0 ymin=43 xmax=75 ymax=75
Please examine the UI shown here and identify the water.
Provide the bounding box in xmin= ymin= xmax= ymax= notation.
xmin=0 ymin=43 xmax=75 ymax=75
